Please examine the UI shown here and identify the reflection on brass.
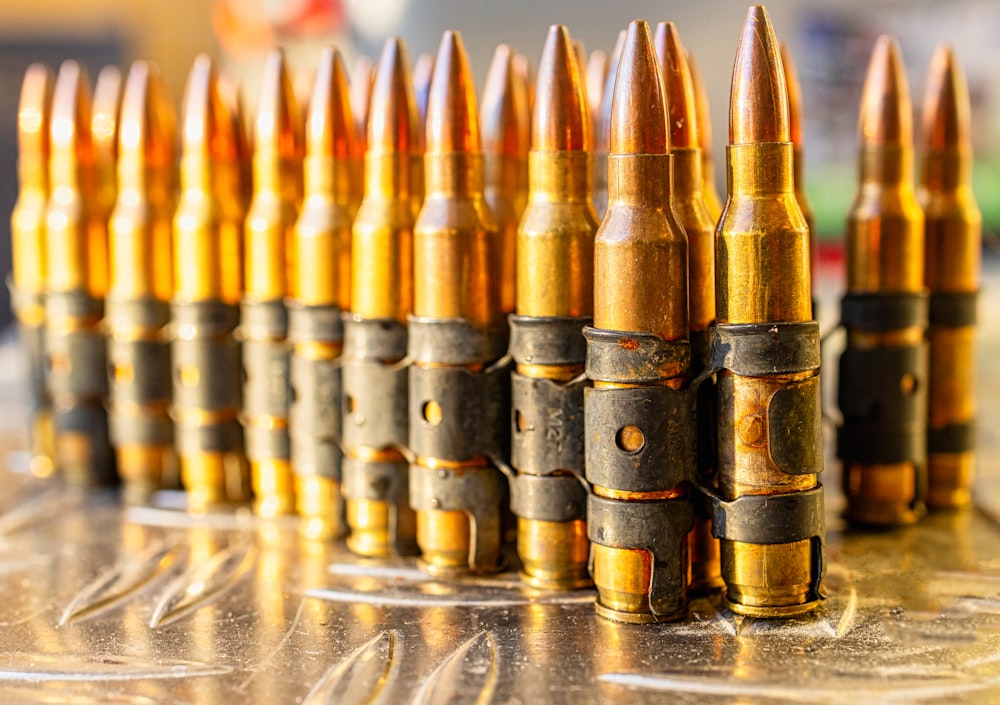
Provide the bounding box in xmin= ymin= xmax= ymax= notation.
xmin=107 ymin=62 xmax=177 ymax=503
xmin=593 ymin=29 xmax=625 ymax=220
xmin=780 ymin=43 xmax=816 ymax=293
xmin=716 ymin=6 xmax=822 ymax=617
xmin=514 ymin=24 xmax=595 ymax=590
xmin=242 ymin=49 xmax=303 ymax=519
xmin=920 ymin=46 xmax=981 ymax=510
xmin=655 ymin=21 xmax=722 ymax=594
xmin=840 ymin=36 xmax=927 ymax=527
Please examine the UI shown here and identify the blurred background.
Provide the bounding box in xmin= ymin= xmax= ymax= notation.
xmin=0 ymin=0 xmax=996 ymax=328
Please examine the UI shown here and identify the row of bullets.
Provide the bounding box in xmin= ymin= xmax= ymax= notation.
xmin=8 ymin=3 xmax=979 ymax=624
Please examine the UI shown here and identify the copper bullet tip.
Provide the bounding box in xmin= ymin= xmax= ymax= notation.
xmin=922 ymin=44 xmax=969 ymax=151
xmin=610 ymin=20 xmax=668 ymax=156
xmin=50 ymin=61 xmax=92 ymax=163
xmin=18 ymin=64 xmax=53 ymax=163
xmin=368 ymin=37 xmax=420 ymax=156
xmin=688 ymin=52 xmax=713 ymax=153
xmin=351 ymin=54 xmax=374 ymax=144
xmin=729 ymin=5 xmax=789 ymax=144
xmin=586 ymin=50 xmax=608 ymax=127
xmin=119 ymin=61 xmax=175 ymax=169
xmin=92 ymin=65 xmax=122 ymax=158
xmin=597 ymin=29 xmax=627 ymax=153
xmin=654 ymin=22 xmax=698 ymax=150
xmin=307 ymin=47 xmax=358 ymax=161
xmin=779 ymin=42 xmax=804 ymax=148
xmin=254 ymin=49 xmax=302 ymax=157
xmin=859 ymin=35 xmax=912 ymax=146
xmin=426 ymin=30 xmax=480 ymax=154
xmin=533 ymin=24 xmax=588 ymax=152
xmin=482 ymin=44 xmax=529 ymax=158
xmin=413 ymin=52 xmax=434 ymax=125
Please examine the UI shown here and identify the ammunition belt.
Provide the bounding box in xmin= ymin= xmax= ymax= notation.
xmin=171 ymin=301 xmax=243 ymax=455
xmin=840 ymin=291 xmax=929 ymax=331
xmin=8 ymin=280 xmax=48 ymax=412
xmin=928 ymin=421 xmax=975 ymax=455
xmin=342 ymin=456 xmax=416 ymax=555
xmin=241 ymin=300 xmax=290 ymax=461
xmin=929 ymin=290 xmax=978 ymax=328
xmin=288 ymin=302 xmax=343 ymax=480
xmin=53 ymin=403 xmax=117 ymax=485
xmin=508 ymin=315 xmax=590 ymax=523
xmin=45 ymin=291 xmax=107 ymax=402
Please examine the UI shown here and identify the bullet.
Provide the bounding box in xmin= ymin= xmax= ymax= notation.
xmin=780 ymin=42 xmax=816 ymax=300
xmin=511 ymin=24 xmax=595 ymax=590
xmin=172 ymin=55 xmax=251 ymax=510
xmin=482 ymin=44 xmax=530 ymax=315
xmin=839 ymin=36 xmax=927 ymax=527
xmin=593 ymin=29 xmax=626 ymax=219
xmin=920 ymin=46 xmax=981 ymax=509
xmin=654 ymin=21 xmax=721 ymax=594
xmin=585 ymin=50 xmax=608 ymax=134
xmin=413 ymin=52 xmax=434 ymax=126
xmin=107 ymin=61 xmax=177 ymax=503
xmin=351 ymin=55 xmax=374 ymax=153
xmin=289 ymin=47 xmax=359 ymax=541
xmin=688 ymin=52 xmax=724 ymax=223
xmin=715 ymin=6 xmax=823 ymax=616
xmin=10 ymin=64 xmax=55 ymax=477
xmin=343 ymin=37 xmax=422 ymax=557
xmin=44 ymin=60 xmax=116 ymax=485
xmin=586 ymin=20 xmax=693 ymax=623
xmin=409 ymin=30 xmax=506 ymax=575
xmin=92 ymin=66 xmax=123 ymax=229
xmin=513 ymin=53 xmax=534 ymax=115
xmin=243 ymin=49 xmax=304 ymax=518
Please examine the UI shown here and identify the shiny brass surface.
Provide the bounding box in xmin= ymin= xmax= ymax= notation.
xmin=107 ymin=61 xmax=177 ymax=500
xmin=593 ymin=29 xmax=625 ymax=220
xmin=11 ymin=64 xmax=55 ymax=475
xmin=688 ymin=53 xmax=723 ymax=223
xmin=514 ymin=24 xmax=596 ymax=590
xmin=920 ymin=46 xmax=981 ymax=510
xmin=346 ymin=37 xmax=422 ymax=556
xmin=244 ymin=49 xmax=303 ymax=518
xmin=92 ymin=66 xmax=122 ymax=236
xmin=780 ymin=43 xmax=816 ymax=287
xmin=716 ymin=6 xmax=819 ymax=616
xmin=173 ymin=55 xmax=250 ymax=509
xmin=412 ymin=30 xmax=501 ymax=573
xmin=655 ymin=21 xmax=721 ymax=594
xmin=592 ymin=20 xmax=689 ymax=622
xmin=351 ymin=55 xmax=374 ymax=154
xmin=843 ymin=36 xmax=926 ymax=526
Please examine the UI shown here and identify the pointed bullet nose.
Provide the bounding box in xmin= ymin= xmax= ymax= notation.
xmin=922 ymin=44 xmax=969 ymax=151
xmin=306 ymin=47 xmax=358 ymax=161
xmin=610 ymin=20 xmax=668 ymax=156
xmin=351 ymin=55 xmax=374 ymax=147
xmin=119 ymin=61 xmax=176 ymax=170
xmin=254 ymin=49 xmax=302 ymax=157
xmin=859 ymin=35 xmax=912 ymax=146
xmin=413 ymin=52 xmax=434 ymax=126
xmin=180 ymin=55 xmax=242 ymax=166
xmin=50 ymin=61 xmax=94 ymax=172
xmin=92 ymin=66 xmax=122 ymax=160
xmin=368 ymin=37 xmax=420 ymax=156
xmin=654 ymin=22 xmax=698 ymax=150
xmin=729 ymin=5 xmax=789 ymax=144
xmin=597 ymin=29 xmax=627 ymax=153
xmin=426 ymin=30 xmax=480 ymax=154
xmin=779 ymin=43 xmax=804 ymax=148
xmin=18 ymin=64 xmax=53 ymax=164
xmin=482 ymin=44 xmax=528 ymax=158
xmin=533 ymin=24 xmax=588 ymax=152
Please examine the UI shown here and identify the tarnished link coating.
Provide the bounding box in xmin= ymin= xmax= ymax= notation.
xmin=510 ymin=473 xmax=587 ymax=522
xmin=288 ymin=302 xmax=343 ymax=343
xmin=838 ymin=343 xmax=929 ymax=467
xmin=584 ymin=326 xmax=690 ymax=384
xmin=929 ymin=291 xmax=978 ymax=328
xmin=409 ymin=464 xmax=505 ymax=573
xmin=343 ymin=457 xmax=409 ymax=503
xmin=511 ymin=373 xmax=586 ymax=477
xmin=408 ymin=316 xmax=507 ymax=365
xmin=584 ymin=384 xmax=696 ymax=492
xmin=9 ymin=281 xmax=47 ymax=415
xmin=46 ymin=292 xmax=108 ymax=402
xmin=342 ymin=317 xmax=408 ymax=450
xmin=841 ymin=291 xmax=929 ymax=332
xmin=53 ymin=403 xmax=116 ymax=485
xmin=587 ymin=494 xmax=694 ymax=619
xmin=929 ymin=422 xmax=976 ymax=454
xmin=509 ymin=314 xmax=590 ymax=366
xmin=707 ymin=321 xmax=821 ymax=378
xmin=111 ymin=413 xmax=172 ymax=445
xmin=241 ymin=296 xmax=291 ymax=464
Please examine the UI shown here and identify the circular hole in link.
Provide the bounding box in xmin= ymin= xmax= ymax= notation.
xmin=515 ymin=410 xmax=525 ymax=433
xmin=900 ymin=374 xmax=917 ymax=395
xmin=616 ymin=425 xmax=645 ymax=453
xmin=346 ymin=395 xmax=356 ymax=414
xmin=422 ymin=400 xmax=442 ymax=428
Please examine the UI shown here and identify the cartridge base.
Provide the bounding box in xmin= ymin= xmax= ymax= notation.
xmin=416 ymin=509 xmax=474 ymax=576
xmin=296 ymin=475 xmax=345 ymax=542
xmin=689 ymin=519 xmax=724 ymax=594
xmin=591 ymin=544 xmax=687 ymax=623
xmin=927 ymin=453 xmax=973 ymax=509
xmin=843 ymin=462 xmax=924 ymax=526
xmin=517 ymin=518 xmax=591 ymax=590
xmin=181 ymin=451 xmax=249 ymax=512
xmin=116 ymin=444 xmax=174 ymax=504
xmin=721 ymin=538 xmax=820 ymax=617
xmin=346 ymin=498 xmax=418 ymax=557
xmin=29 ymin=410 xmax=55 ymax=479
xmin=253 ymin=459 xmax=296 ymax=518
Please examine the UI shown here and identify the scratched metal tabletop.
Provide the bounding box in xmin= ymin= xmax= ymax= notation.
xmin=1 ymin=261 xmax=1000 ymax=704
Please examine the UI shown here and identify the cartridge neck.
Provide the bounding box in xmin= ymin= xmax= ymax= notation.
xmin=607 ymin=153 xmax=672 ymax=207
xmin=304 ymin=154 xmax=351 ymax=206
xmin=528 ymin=150 xmax=591 ymax=203
xmin=921 ymin=146 xmax=972 ymax=193
xmin=18 ymin=159 xmax=47 ymax=191
xmin=726 ymin=142 xmax=794 ymax=196
xmin=425 ymin=152 xmax=485 ymax=198
xmin=252 ymin=152 xmax=302 ymax=202
xmin=364 ymin=151 xmax=418 ymax=203
xmin=858 ymin=144 xmax=913 ymax=186
xmin=670 ymin=148 xmax=705 ymax=204
xmin=485 ymin=153 xmax=524 ymax=200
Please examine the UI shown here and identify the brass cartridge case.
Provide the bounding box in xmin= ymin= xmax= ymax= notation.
xmin=344 ymin=37 xmax=423 ymax=557
xmin=715 ymin=6 xmax=823 ymax=617
xmin=11 ymin=64 xmax=55 ymax=476
xmin=512 ymin=24 xmax=596 ymax=590
xmin=242 ymin=49 xmax=304 ymax=518
xmin=655 ymin=21 xmax=722 ymax=593
xmin=920 ymin=46 xmax=980 ymax=509
xmin=172 ymin=55 xmax=250 ymax=510
xmin=587 ymin=20 xmax=692 ymax=623
xmin=410 ymin=30 xmax=505 ymax=576
xmin=44 ymin=60 xmax=116 ymax=485
xmin=840 ymin=36 xmax=927 ymax=527
xmin=107 ymin=62 xmax=177 ymax=502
